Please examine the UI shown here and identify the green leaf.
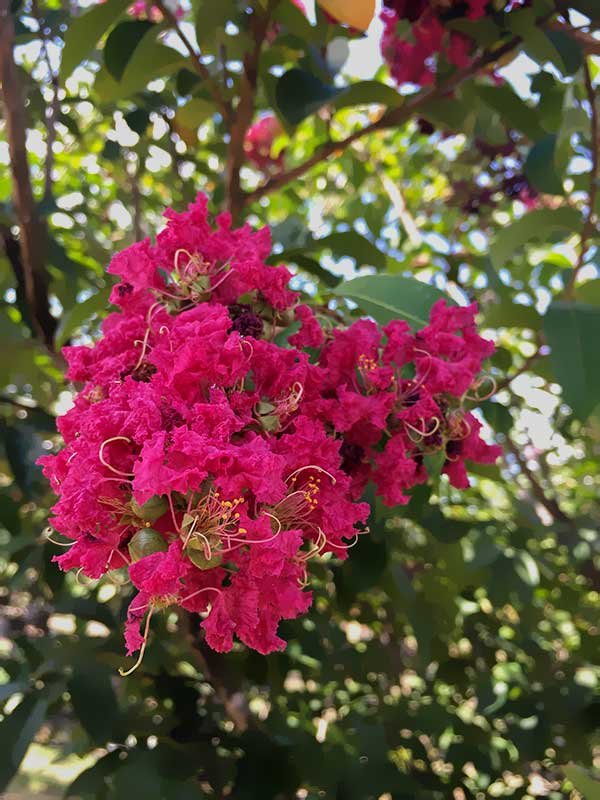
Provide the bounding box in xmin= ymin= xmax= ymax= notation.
xmin=284 ymin=254 xmax=341 ymax=288
xmin=275 ymin=68 xmax=343 ymax=127
xmin=514 ymin=551 xmax=540 ymax=587
xmin=56 ymin=285 xmax=111 ymax=346
xmin=569 ymin=0 xmax=600 ymax=20
xmin=524 ymin=135 xmax=564 ymax=195
xmin=101 ymin=139 xmax=121 ymax=161
xmin=509 ymin=10 xmax=579 ymax=77
xmin=575 ymin=279 xmax=600 ymax=306
xmin=68 ymin=664 xmax=121 ymax=743
xmin=60 ymin=0 xmax=129 ymax=81
xmin=95 ymin=27 xmax=187 ymax=101
xmin=104 ymin=21 xmax=154 ymax=81
xmin=272 ymin=0 xmax=319 ymax=43
xmin=124 ymin=107 xmax=151 ymax=135
xmin=480 ymin=401 xmax=512 ymax=435
xmin=0 ymin=691 xmax=48 ymax=792
xmin=333 ymin=275 xmax=450 ymax=328
xmin=65 ymin=750 xmax=124 ymax=798
xmin=543 ymin=302 xmax=600 ymax=421
xmin=174 ymin=97 xmax=215 ymax=131
xmin=420 ymin=97 xmax=476 ymax=136
xmin=1 ymin=423 xmax=44 ymax=498
xmin=194 ymin=0 xmax=236 ymax=51
xmin=563 ymin=764 xmax=600 ymax=799
xmin=332 ymin=80 xmax=403 ymax=111
xmin=544 ymin=29 xmax=583 ymax=76
xmin=319 ymin=230 xmax=387 ymax=270
xmin=490 ymin=207 xmax=581 ymax=270
xmin=483 ymin=299 xmax=542 ymax=330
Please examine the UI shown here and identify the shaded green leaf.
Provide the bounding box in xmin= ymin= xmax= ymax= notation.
xmin=332 ymin=80 xmax=403 ymax=111
xmin=56 ymin=285 xmax=111 ymax=346
xmin=275 ymin=68 xmax=343 ymax=127
xmin=524 ymin=135 xmax=564 ymax=195
xmin=104 ymin=21 xmax=154 ymax=81
xmin=483 ymin=299 xmax=542 ymax=330
xmin=334 ymin=274 xmax=450 ymax=327
xmin=490 ymin=207 xmax=581 ymax=270
xmin=69 ymin=663 xmax=121 ymax=743
xmin=563 ymin=764 xmax=600 ymax=799
xmin=95 ymin=27 xmax=187 ymax=101
xmin=0 ymin=691 xmax=48 ymax=792
xmin=514 ymin=551 xmax=540 ymax=587
xmin=543 ymin=301 xmax=600 ymax=421
xmin=174 ymin=97 xmax=215 ymax=131
xmin=60 ymin=0 xmax=129 ymax=81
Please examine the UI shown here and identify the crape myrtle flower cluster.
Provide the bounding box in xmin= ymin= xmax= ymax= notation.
xmin=40 ymin=194 xmax=501 ymax=670
xmin=453 ymin=132 xmax=540 ymax=215
xmin=381 ymin=0 xmax=528 ymax=88
xmin=244 ymin=115 xmax=286 ymax=173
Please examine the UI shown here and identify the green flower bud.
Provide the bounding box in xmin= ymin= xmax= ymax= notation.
xmin=259 ymin=413 xmax=280 ymax=433
xmin=130 ymin=495 xmax=168 ymax=523
xmin=128 ymin=529 xmax=168 ymax=562
xmin=186 ymin=546 xmax=223 ymax=570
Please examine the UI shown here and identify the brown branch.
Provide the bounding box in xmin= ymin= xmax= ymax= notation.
xmin=242 ymin=16 xmax=556 ymax=208
xmin=549 ymin=20 xmax=600 ymax=56
xmin=565 ymin=59 xmax=599 ymax=299
xmin=154 ymin=0 xmax=231 ymax=124
xmin=504 ymin=437 xmax=574 ymax=529
xmin=0 ymin=0 xmax=56 ymax=350
xmin=31 ymin=0 xmax=59 ymax=204
xmin=225 ymin=0 xmax=277 ymax=220
xmin=494 ymin=348 xmax=543 ymax=393
xmin=128 ymin=159 xmax=143 ymax=243
xmin=180 ymin=611 xmax=249 ymax=732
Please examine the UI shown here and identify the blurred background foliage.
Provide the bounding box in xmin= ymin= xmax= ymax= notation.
xmin=0 ymin=0 xmax=600 ymax=797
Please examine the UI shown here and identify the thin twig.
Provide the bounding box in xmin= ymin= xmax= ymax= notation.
xmin=180 ymin=610 xmax=249 ymax=732
xmin=494 ymin=348 xmax=543 ymax=393
xmin=380 ymin=171 xmax=422 ymax=246
xmin=549 ymin=20 xmax=600 ymax=56
xmin=31 ymin=0 xmax=59 ymax=205
xmin=153 ymin=0 xmax=231 ymax=123
xmin=225 ymin=0 xmax=278 ymax=219
xmin=0 ymin=0 xmax=56 ymax=350
xmin=565 ymin=59 xmax=598 ymax=298
xmin=127 ymin=156 xmax=144 ymax=242
xmin=504 ymin=437 xmax=574 ymax=529
xmin=242 ymin=16 xmax=556 ymax=208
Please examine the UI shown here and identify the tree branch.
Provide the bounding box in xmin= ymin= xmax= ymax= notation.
xmin=181 ymin=612 xmax=249 ymax=732
xmin=565 ymin=58 xmax=598 ymax=299
xmin=0 ymin=0 xmax=56 ymax=350
xmin=494 ymin=347 xmax=544 ymax=393
xmin=31 ymin=0 xmax=59 ymax=205
xmin=225 ymin=0 xmax=277 ymax=220
xmin=504 ymin=437 xmax=574 ymax=530
xmin=154 ymin=0 xmax=231 ymax=124
xmin=549 ymin=19 xmax=600 ymax=56
xmin=242 ymin=19 xmax=555 ymax=208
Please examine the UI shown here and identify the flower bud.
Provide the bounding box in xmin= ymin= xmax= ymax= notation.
xmin=130 ymin=496 xmax=168 ymax=523
xmin=186 ymin=543 xmax=223 ymax=570
xmin=128 ymin=529 xmax=168 ymax=562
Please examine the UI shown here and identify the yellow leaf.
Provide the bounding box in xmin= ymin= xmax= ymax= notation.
xmin=316 ymin=0 xmax=375 ymax=31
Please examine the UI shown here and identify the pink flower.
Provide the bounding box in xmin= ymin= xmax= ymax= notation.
xmin=244 ymin=115 xmax=285 ymax=172
xmin=373 ymin=434 xmax=422 ymax=506
xmin=444 ymin=413 xmax=503 ymax=488
xmin=127 ymin=0 xmax=184 ymax=21
xmin=40 ymin=193 xmax=501 ymax=666
xmin=289 ymin=304 xmax=325 ymax=348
